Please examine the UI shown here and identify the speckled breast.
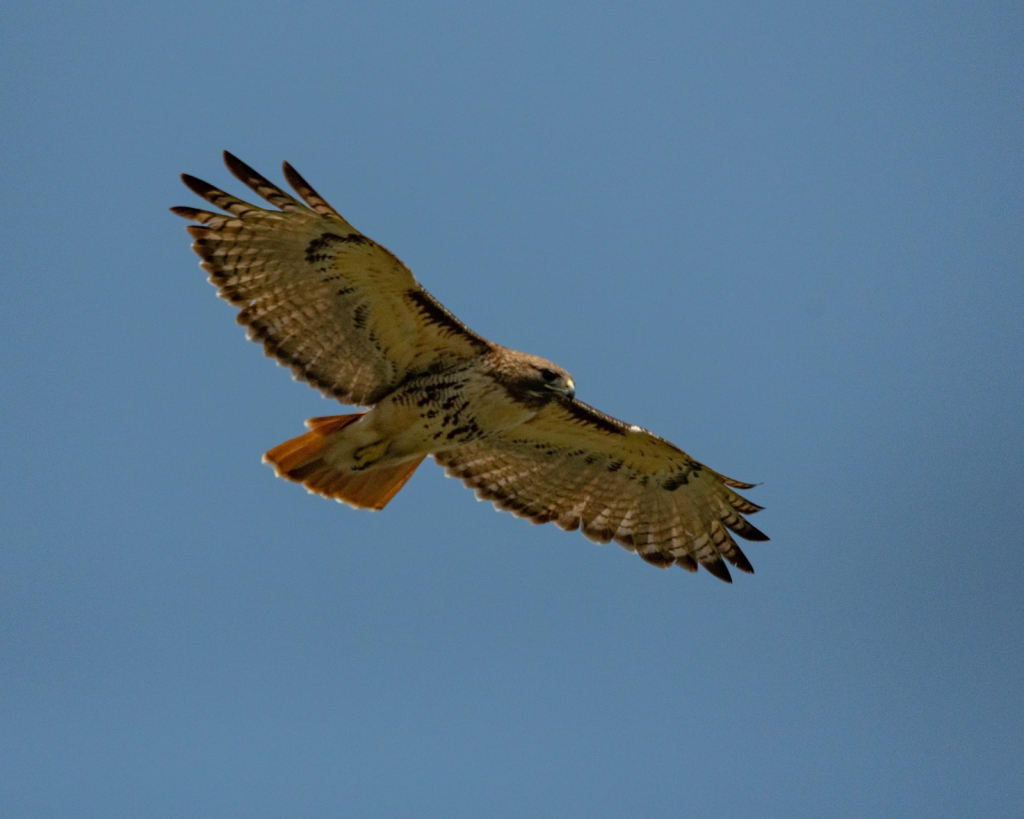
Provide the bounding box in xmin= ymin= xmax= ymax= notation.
xmin=381 ymin=364 xmax=538 ymax=452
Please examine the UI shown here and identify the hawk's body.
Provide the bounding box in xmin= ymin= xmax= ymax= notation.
xmin=173 ymin=153 xmax=768 ymax=581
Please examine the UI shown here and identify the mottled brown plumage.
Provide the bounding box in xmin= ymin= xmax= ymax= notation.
xmin=173 ymin=152 xmax=768 ymax=580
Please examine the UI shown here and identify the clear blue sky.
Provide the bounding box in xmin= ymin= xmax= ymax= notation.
xmin=3 ymin=2 xmax=1021 ymax=816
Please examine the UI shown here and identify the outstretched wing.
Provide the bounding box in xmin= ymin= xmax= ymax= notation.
xmin=172 ymin=152 xmax=491 ymax=405
xmin=435 ymin=399 xmax=767 ymax=581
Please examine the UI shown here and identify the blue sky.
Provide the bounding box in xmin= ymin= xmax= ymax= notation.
xmin=3 ymin=2 xmax=1022 ymax=816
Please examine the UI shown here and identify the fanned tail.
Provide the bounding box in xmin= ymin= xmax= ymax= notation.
xmin=263 ymin=414 xmax=424 ymax=510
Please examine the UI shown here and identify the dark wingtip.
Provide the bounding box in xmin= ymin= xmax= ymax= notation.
xmin=280 ymin=160 xmax=342 ymax=218
xmin=675 ymin=555 xmax=699 ymax=572
xmin=726 ymin=517 xmax=771 ymax=543
xmin=703 ymin=557 xmax=733 ymax=583
xmin=638 ymin=551 xmax=675 ymax=569
xmin=222 ymin=150 xmax=248 ymax=176
xmin=180 ymin=173 xmax=218 ymax=198
xmin=281 ymin=160 xmax=310 ymax=192
xmin=728 ymin=548 xmax=756 ymax=574
xmin=222 ymin=150 xmax=256 ymax=184
xmin=720 ymin=476 xmax=763 ymax=490
xmin=170 ymin=205 xmax=203 ymax=220
xmin=281 ymin=161 xmax=299 ymax=191
xmin=741 ymin=523 xmax=771 ymax=542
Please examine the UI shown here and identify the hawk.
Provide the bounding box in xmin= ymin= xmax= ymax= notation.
xmin=172 ymin=152 xmax=768 ymax=581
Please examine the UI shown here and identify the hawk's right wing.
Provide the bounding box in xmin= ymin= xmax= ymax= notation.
xmin=435 ymin=398 xmax=767 ymax=581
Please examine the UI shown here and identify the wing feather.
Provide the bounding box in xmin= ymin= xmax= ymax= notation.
xmin=223 ymin=151 xmax=305 ymax=213
xmin=435 ymin=399 xmax=767 ymax=579
xmin=173 ymin=152 xmax=491 ymax=405
xmin=281 ymin=161 xmax=344 ymax=218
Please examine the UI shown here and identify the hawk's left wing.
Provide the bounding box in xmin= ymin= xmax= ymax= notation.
xmin=172 ymin=152 xmax=492 ymax=406
xmin=434 ymin=399 xmax=767 ymax=581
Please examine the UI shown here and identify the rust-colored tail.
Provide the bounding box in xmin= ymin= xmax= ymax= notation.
xmin=263 ymin=414 xmax=424 ymax=511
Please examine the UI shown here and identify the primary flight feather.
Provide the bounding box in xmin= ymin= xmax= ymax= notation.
xmin=172 ymin=152 xmax=768 ymax=581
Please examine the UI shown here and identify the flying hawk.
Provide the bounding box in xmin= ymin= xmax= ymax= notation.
xmin=172 ymin=152 xmax=768 ymax=581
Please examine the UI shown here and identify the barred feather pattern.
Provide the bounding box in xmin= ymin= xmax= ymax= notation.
xmin=435 ymin=399 xmax=767 ymax=580
xmin=172 ymin=152 xmax=491 ymax=406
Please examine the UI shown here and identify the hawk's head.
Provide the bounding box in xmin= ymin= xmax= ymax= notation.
xmin=530 ymin=361 xmax=575 ymax=400
xmin=492 ymin=350 xmax=575 ymax=407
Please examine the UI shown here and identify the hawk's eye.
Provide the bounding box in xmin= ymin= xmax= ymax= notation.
xmin=540 ymin=368 xmax=559 ymax=384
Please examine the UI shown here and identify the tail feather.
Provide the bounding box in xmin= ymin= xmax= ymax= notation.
xmin=264 ymin=413 xmax=364 ymax=474
xmin=304 ymin=415 xmax=357 ymax=432
xmin=263 ymin=413 xmax=423 ymax=510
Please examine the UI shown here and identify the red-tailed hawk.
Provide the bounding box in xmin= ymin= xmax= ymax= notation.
xmin=172 ymin=152 xmax=768 ymax=581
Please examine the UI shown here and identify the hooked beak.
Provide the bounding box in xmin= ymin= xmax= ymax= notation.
xmin=563 ymin=378 xmax=576 ymax=400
